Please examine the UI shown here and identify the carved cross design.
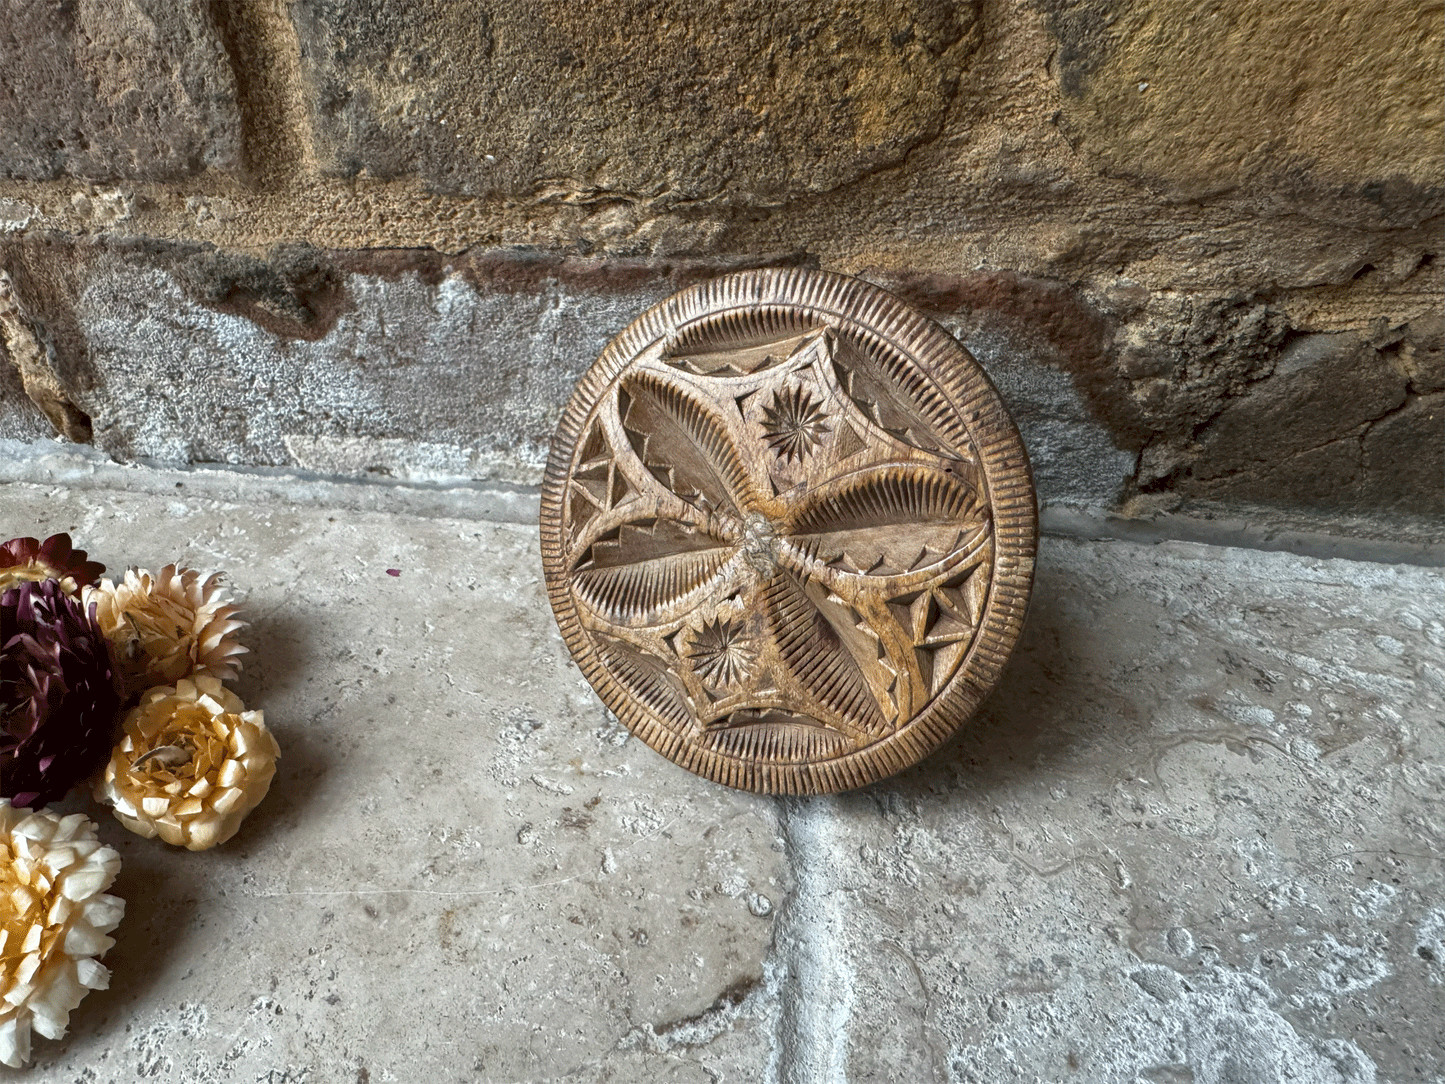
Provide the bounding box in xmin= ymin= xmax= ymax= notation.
xmin=542 ymin=270 xmax=1036 ymax=793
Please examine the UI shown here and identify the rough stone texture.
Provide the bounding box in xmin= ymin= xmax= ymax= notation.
xmin=0 ymin=240 xmax=1147 ymax=511
xmin=0 ymin=0 xmax=1436 ymax=272
xmin=6 ymin=239 xmax=1439 ymax=535
xmin=0 ymin=273 xmax=59 ymax=443
xmin=1 ymin=458 xmax=1440 ymax=1080
xmin=0 ymin=0 xmax=1441 ymax=540
xmin=783 ymin=539 xmax=1445 ymax=1082
xmin=1042 ymin=0 xmax=1444 ymax=221
xmin=4 ymin=473 xmax=787 ymax=1083
xmin=291 ymin=0 xmax=982 ymax=203
xmin=0 ymin=364 xmax=50 ymax=443
xmin=1179 ymin=332 xmax=1431 ymax=514
xmin=14 ymin=242 xmax=740 ymax=484
xmin=0 ymin=267 xmax=92 ymax=442
xmin=0 ymin=0 xmax=241 ymax=182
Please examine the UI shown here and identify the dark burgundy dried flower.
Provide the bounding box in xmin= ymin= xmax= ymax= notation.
xmin=1 ymin=579 xmax=121 ymax=808
xmin=0 ymin=533 xmax=106 ymax=596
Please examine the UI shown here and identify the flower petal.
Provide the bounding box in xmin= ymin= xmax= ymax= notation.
xmin=0 ymin=1010 xmax=29 ymax=1068
xmin=784 ymin=465 xmax=989 ymax=581
xmin=572 ymin=519 xmax=735 ymax=626
xmin=617 ymin=370 xmax=757 ymax=517
xmin=62 ymin=920 xmax=111 ymax=958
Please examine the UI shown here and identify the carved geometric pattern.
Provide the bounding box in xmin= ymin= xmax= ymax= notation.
xmin=541 ymin=269 xmax=1038 ymax=794
xmin=685 ymin=616 xmax=757 ymax=687
xmin=760 ymin=384 xmax=830 ymax=462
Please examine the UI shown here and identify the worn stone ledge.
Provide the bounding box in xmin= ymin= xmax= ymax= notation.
xmin=1 ymin=240 xmax=1439 ymax=538
xmin=5 ymin=480 xmax=789 ymax=1083
xmin=778 ymin=536 xmax=1444 ymax=1083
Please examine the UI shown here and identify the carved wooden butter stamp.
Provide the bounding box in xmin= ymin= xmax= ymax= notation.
xmin=541 ymin=269 xmax=1036 ymax=793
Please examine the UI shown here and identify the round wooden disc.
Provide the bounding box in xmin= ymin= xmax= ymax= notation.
xmin=540 ymin=268 xmax=1036 ymax=794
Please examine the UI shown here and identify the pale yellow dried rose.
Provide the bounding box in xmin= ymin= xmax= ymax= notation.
xmin=95 ymin=676 xmax=280 ymax=852
xmin=0 ymin=800 xmax=124 ymax=1068
xmin=84 ymin=565 xmax=247 ymax=689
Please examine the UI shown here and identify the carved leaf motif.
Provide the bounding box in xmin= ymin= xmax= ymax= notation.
xmin=618 ymin=373 xmax=755 ymax=516
xmin=664 ymin=329 xmax=822 ymax=377
xmin=831 ymin=333 xmax=972 ymax=457
xmin=596 ymin=635 xmax=694 ymax=734
xmin=702 ymin=708 xmax=854 ymax=762
xmin=785 ymin=466 xmax=989 ymax=578
xmin=762 ymin=571 xmax=892 ymax=739
xmin=572 ymin=518 xmax=734 ymax=624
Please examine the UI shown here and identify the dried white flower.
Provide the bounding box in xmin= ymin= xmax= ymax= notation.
xmin=85 ymin=565 xmax=246 ymax=689
xmin=0 ymin=800 xmax=124 ymax=1068
xmin=95 ymin=676 xmax=280 ymax=851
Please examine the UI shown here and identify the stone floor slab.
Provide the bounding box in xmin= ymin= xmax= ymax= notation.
xmin=770 ymin=539 xmax=1443 ymax=1084
xmin=1 ymin=471 xmax=1440 ymax=1083
xmin=4 ymin=481 xmax=786 ymax=1083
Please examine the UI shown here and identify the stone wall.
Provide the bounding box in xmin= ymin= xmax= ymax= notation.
xmin=2 ymin=0 xmax=1441 ymax=536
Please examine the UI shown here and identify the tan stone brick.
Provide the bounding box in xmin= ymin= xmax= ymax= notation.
xmin=1044 ymin=0 xmax=1445 ymax=216
xmin=290 ymin=0 xmax=982 ymax=202
xmin=0 ymin=0 xmax=241 ymax=182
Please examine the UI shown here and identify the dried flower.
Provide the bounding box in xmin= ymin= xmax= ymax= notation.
xmin=96 ymin=676 xmax=279 ymax=851
xmin=0 ymin=534 xmax=105 ymax=596
xmin=85 ymin=566 xmax=246 ymax=690
xmin=1 ymin=581 xmax=121 ymax=809
xmin=0 ymin=799 xmax=124 ymax=1068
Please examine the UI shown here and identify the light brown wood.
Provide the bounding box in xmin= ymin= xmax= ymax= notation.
xmin=540 ymin=269 xmax=1036 ymax=793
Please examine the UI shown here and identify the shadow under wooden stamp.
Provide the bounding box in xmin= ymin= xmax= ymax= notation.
xmin=541 ymin=268 xmax=1037 ymax=794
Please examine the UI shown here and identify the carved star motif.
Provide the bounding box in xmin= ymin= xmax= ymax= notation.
xmin=685 ymin=617 xmax=756 ymax=687
xmin=759 ymin=384 xmax=830 ymax=463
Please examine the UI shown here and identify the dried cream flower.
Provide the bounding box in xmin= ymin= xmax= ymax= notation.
xmin=85 ymin=565 xmax=246 ymax=690
xmin=95 ymin=676 xmax=279 ymax=851
xmin=0 ymin=800 xmax=124 ymax=1068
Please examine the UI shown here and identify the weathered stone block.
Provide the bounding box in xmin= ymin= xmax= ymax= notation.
xmin=0 ymin=266 xmax=92 ymax=442
xmin=0 ymin=358 xmax=51 ymax=443
xmin=1192 ymin=333 xmax=1405 ymax=478
xmin=1042 ymin=0 xmax=1445 ymax=223
xmin=64 ymin=246 xmax=701 ymax=481
xmin=1397 ymin=312 xmax=1444 ymax=394
xmin=2 ymin=460 xmax=1441 ymax=1079
xmin=3 ymin=242 xmax=1145 ymax=510
xmin=4 ymin=238 xmax=1439 ymax=531
xmin=0 ymin=0 xmax=241 ymax=182
xmin=1178 ymin=331 xmax=1445 ymax=515
xmin=290 ymin=0 xmax=980 ymax=202
xmin=774 ymin=537 xmax=1445 ymax=1083
xmin=1361 ymin=392 xmax=1445 ymax=515
xmin=876 ymin=269 xmax=1138 ymax=508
